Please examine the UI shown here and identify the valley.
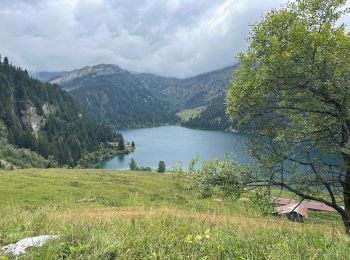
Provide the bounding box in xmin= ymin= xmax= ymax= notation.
xmin=46 ymin=64 xmax=237 ymax=130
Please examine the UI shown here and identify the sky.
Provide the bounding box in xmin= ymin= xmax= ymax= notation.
xmin=0 ymin=0 xmax=349 ymax=78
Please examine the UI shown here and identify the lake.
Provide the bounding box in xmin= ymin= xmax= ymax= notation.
xmin=100 ymin=125 xmax=250 ymax=170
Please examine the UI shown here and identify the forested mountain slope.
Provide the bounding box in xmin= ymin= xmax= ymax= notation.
xmin=136 ymin=65 xmax=235 ymax=109
xmin=164 ymin=66 xmax=236 ymax=130
xmin=0 ymin=57 xmax=121 ymax=167
xmin=181 ymin=96 xmax=232 ymax=130
xmin=51 ymin=64 xmax=178 ymax=127
xmin=137 ymin=65 xmax=236 ymax=130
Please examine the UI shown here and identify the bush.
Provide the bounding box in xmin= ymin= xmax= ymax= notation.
xmin=0 ymin=144 xmax=51 ymax=168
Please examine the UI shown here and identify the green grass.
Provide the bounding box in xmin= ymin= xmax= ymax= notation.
xmin=176 ymin=106 xmax=205 ymax=122
xmin=0 ymin=169 xmax=349 ymax=259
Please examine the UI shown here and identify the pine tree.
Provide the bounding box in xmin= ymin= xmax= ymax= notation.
xmin=157 ymin=161 xmax=166 ymax=173
xmin=129 ymin=158 xmax=137 ymax=170
xmin=118 ymin=135 xmax=125 ymax=150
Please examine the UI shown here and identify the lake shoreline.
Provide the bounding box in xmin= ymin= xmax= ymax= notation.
xmin=100 ymin=125 xmax=250 ymax=170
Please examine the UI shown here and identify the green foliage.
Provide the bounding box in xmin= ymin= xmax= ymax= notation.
xmin=227 ymin=0 xmax=350 ymax=155
xmin=137 ymin=166 xmax=152 ymax=172
xmin=249 ymin=189 xmax=274 ymax=216
xmin=190 ymin=155 xmax=248 ymax=200
xmin=157 ymin=161 xmax=166 ymax=173
xmin=77 ymin=141 xmax=129 ymax=168
xmin=0 ymin=142 xmax=50 ymax=169
xmin=128 ymin=158 xmax=153 ymax=172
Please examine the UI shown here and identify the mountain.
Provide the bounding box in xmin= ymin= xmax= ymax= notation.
xmin=135 ymin=65 xmax=235 ymax=109
xmin=50 ymin=64 xmax=177 ymax=128
xmin=50 ymin=64 xmax=237 ymax=130
xmin=0 ymin=57 xmax=122 ymax=168
xmin=31 ymin=71 xmax=66 ymax=82
xmin=136 ymin=65 xmax=237 ymax=130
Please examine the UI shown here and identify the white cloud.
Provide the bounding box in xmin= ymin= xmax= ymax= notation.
xmin=0 ymin=0 xmax=349 ymax=77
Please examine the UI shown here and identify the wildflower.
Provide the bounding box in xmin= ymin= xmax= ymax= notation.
xmin=184 ymin=235 xmax=193 ymax=244
xmin=194 ymin=235 xmax=203 ymax=241
xmin=204 ymin=229 xmax=210 ymax=239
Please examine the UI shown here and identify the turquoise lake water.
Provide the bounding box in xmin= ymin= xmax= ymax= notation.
xmin=100 ymin=125 xmax=250 ymax=170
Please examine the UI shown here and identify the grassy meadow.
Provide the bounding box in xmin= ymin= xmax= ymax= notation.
xmin=0 ymin=169 xmax=349 ymax=259
xmin=176 ymin=107 xmax=205 ymax=122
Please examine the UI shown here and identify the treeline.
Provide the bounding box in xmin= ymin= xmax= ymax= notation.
xmin=0 ymin=56 xmax=123 ymax=167
xmin=182 ymin=96 xmax=232 ymax=130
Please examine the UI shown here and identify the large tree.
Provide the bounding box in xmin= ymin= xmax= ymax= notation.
xmin=226 ymin=0 xmax=350 ymax=233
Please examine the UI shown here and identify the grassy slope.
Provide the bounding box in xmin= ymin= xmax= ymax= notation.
xmin=176 ymin=106 xmax=205 ymax=122
xmin=0 ymin=169 xmax=349 ymax=259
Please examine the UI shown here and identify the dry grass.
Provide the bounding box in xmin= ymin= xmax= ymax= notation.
xmin=47 ymin=206 xmax=344 ymax=236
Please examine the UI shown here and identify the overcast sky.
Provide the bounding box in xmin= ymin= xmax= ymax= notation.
xmin=1 ymin=0 xmax=349 ymax=78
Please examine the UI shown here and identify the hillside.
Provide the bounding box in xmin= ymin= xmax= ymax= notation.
xmin=51 ymin=64 xmax=178 ymax=128
xmin=0 ymin=57 xmax=123 ymax=168
xmin=51 ymin=64 xmax=237 ymax=130
xmin=175 ymin=66 xmax=236 ymax=130
xmin=157 ymin=65 xmax=234 ymax=109
xmin=0 ymin=168 xmax=348 ymax=259
xmin=136 ymin=66 xmax=236 ymax=130
xmin=181 ymin=96 xmax=232 ymax=130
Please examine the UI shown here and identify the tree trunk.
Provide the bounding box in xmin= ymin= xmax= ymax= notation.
xmin=342 ymin=154 xmax=350 ymax=234
xmin=339 ymin=208 xmax=350 ymax=235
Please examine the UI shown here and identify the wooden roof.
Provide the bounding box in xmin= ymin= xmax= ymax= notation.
xmin=274 ymin=203 xmax=309 ymax=218
xmin=272 ymin=197 xmax=338 ymax=213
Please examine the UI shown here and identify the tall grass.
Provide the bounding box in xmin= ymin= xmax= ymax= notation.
xmin=0 ymin=169 xmax=349 ymax=259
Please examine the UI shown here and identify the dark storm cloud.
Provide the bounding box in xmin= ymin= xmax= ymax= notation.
xmin=1 ymin=0 xmax=349 ymax=77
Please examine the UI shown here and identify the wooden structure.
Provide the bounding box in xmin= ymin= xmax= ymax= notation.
xmin=274 ymin=203 xmax=308 ymax=222
xmin=272 ymin=197 xmax=338 ymax=212
xmin=272 ymin=197 xmax=339 ymax=222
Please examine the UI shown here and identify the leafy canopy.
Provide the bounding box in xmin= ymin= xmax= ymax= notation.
xmin=227 ymin=0 xmax=350 ymax=155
